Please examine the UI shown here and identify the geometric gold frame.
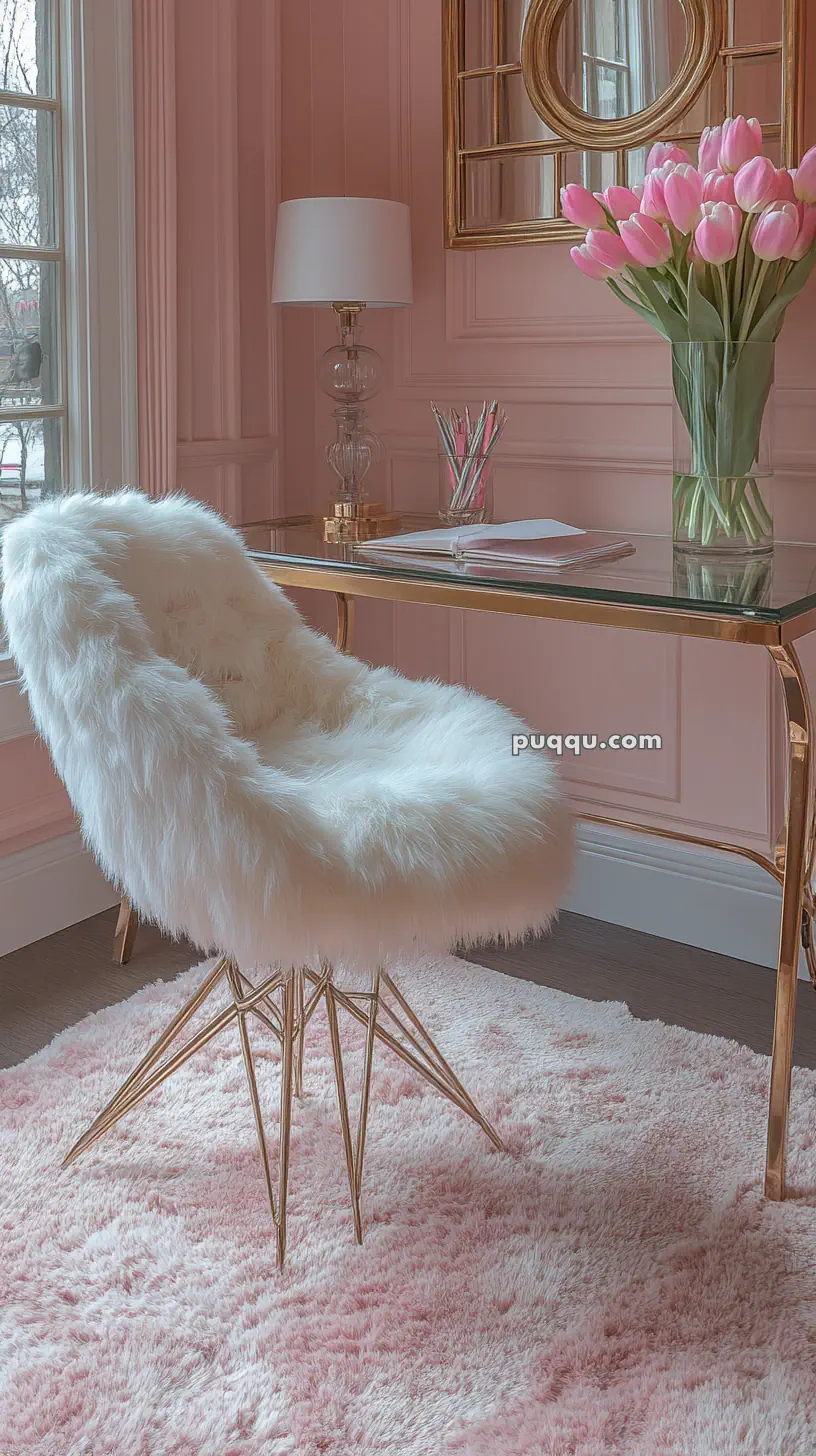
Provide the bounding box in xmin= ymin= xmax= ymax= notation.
xmin=521 ymin=0 xmax=720 ymax=149
xmin=443 ymin=0 xmax=806 ymax=248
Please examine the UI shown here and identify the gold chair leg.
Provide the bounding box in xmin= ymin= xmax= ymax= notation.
xmin=63 ymin=955 xmax=230 ymax=1166
xmin=112 ymin=897 xmax=139 ymax=965
xmin=294 ymin=967 xmax=306 ymax=1100
xmin=227 ymin=963 xmax=296 ymax=1267
xmin=315 ymin=963 xmax=501 ymax=1241
xmin=765 ymin=645 xmax=812 ymax=1200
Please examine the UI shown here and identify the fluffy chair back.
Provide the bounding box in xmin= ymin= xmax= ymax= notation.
xmin=1 ymin=491 xmax=572 ymax=971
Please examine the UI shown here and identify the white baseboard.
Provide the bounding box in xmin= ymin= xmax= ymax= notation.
xmin=567 ymin=820 xmax=806 ymax=979
xmin=0 ymin=830 xmax=119 ymax=958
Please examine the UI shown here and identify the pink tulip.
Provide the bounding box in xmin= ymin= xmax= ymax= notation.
xmin=645 ymin=141 xmax=691 ymax=172
xmin=719 ymin=115 xmax=762 ymax=173
xmin=584 ymin=227 xmax=630 ymax=273
xmin=694 ymin=201 xmax=741 ymax=264
xmin=595 ymin=184 xmax=641 ymax=221
xmin=640 ymin=165 xmax=675 ymax=223
xmin=774 ymin=168 xmax=797 ymax=203
xmin=788 ymin=202 xmax=816 ymax=261
xmin=698 ymin=125 xmax=723 ymax=175
xmin=619 ymin=213 xmax=672 ymax=267
xmin=793 ymin=145 xmax=816 ymax=204
xmin=734 ymin=155 xmax=778 ymax=213
xmin=702 ymin=169 xmax=736 ymax=205
xmin=570 ymin=244 xmax=614 ymax=280
xmin=631 ymin=182 xmax=644 ymax=201
xmin=663 ymin=164 xmax=703 ymax=232
xmin=751 ymin=201 xmax=800 ymax=261
xmin=560 ymin=184 xmax=607 ymax=229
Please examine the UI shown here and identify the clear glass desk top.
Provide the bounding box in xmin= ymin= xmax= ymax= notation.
xmin=241 ymin=516 xmax=816 ymax=628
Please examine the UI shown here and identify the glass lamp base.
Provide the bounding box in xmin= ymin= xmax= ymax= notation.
xmin=322 ymin=501 xmax=400 ymax=543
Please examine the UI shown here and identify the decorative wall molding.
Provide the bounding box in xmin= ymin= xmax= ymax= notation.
xmin=133 ymin=0 xmax=177 ymax=496
xmin=447 ymin=253 xmax=654 ymax=346
xmin=177 ymin=436 xmax=280 ymax=469
xmin=0 ymin=790 xmax=74 ymax=849
xmin=0 ymin=831 xmax=118 ymax=959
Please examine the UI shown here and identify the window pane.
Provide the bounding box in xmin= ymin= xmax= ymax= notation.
xmin=463 ymin=0 xmax=493 ymax=70
xmin=465 ymin=153 xmax=555 ymax=227
xmin=500 ymin=0 xmax=534 ymax=64
xmin=731 ymin=53 xmax=781 ymax=128
xmin=0 ymin=0 xmax=55 ymax=98
xmin=730 ymin=0 xmax=781 ymax=48
xmin=0 ymin=415 xmax=61 ymax=519
xmin=0 ymin=104 xmax=56 ymax=247
xmin=500 ymin=69 xmax=556 ymax=143
xmin=563 ymin=147 xmax=617 ymax=195
xmin=462 ymin=74 xmax=493 ymax=149
xmin=0 ymin=257 xmax=61 ymax=407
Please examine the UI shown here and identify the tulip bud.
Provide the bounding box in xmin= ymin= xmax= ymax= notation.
xmin=774 ymin=168 xmax=797 ymax=203
xmin=584 ymin=227 xmax=630 ymax=273
xmin=596 ymin=184 xmax=641 ymax=221
xmin=787 ymin=202 xmax=816 ymax=261
xmin=719 ymin=116 xmax=763 ymax=173
xmin=698 ymin=126 xmax=723 ymax=176
xmin=645 ymin=141 xmax=691 ymax=172
xmin=751 ymin=201 xmax=801 ymax=261
xmin=702 ymin=169 xmax=736 ymax=206
xmin=694 ymin=201 xmax=741 ymax=264
xmin=570 ymin=244 xmax=614 ymax=280
xmin=560 ymin=184 xmax=607 ymax=229
xmin=734 ymin=156 xmax=778 ymax=213
xmin=619 ymin=213 xmax=672 ymax=267
xmin=640 ymin=165 xmax=675 ymax=223
xmin=663 ymin=164 xmax=703 ymax=233
xmin=793 ymin=145 xmax=816 ymax=205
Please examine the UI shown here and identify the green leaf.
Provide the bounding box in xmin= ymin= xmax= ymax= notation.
xmin=632 ymin=268 xmax=689 ymax=343
xmin=606 ymin=278 xmax=666 ymax=335
xmin=687 ymin=266 xmax=725 ymax=343
xmin=749 ymin=250 xmax=816 ymax=342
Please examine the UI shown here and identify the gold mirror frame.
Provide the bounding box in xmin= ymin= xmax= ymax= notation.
xmin=521 ymin=0 xmax=721 ymax=150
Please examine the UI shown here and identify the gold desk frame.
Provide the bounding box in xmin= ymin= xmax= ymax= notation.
xmin=116 ymin=527 xmax=816 ymax=1205
xmin=444 ymin=0 xmax=806 ymax=248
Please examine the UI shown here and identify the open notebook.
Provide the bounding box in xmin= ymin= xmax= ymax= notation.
xmin=361 ymin=519 xmax=634 ymax=569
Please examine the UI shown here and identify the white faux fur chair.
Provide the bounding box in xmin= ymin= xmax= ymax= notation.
xmin=1 ymin=490 xmax=573 ymax=1265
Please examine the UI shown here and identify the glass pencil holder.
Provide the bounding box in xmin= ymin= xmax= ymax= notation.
xmin=438 ymin=452 xmax=494 ymax=527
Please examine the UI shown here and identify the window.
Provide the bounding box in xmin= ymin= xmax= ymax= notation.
xmin=0 ymin=0 xmax=64 ymax=522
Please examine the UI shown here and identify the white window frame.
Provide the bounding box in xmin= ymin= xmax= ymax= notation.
xmin=0 ymin=0 xmax=138 ymax=717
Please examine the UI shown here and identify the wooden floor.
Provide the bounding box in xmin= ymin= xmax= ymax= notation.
xmin=2 ymin=906 xmax=816 ymax=1071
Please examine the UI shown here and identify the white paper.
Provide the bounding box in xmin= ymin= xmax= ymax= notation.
xmin=368 ymin=519 xmax=585 ymax=554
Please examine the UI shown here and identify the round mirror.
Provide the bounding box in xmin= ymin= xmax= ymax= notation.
xmin=522 ymin=0 xmax=720 ymax=149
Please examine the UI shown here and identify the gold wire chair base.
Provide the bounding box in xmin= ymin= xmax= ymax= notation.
xmin=62 ymin=958 xmax=503 ymax=1266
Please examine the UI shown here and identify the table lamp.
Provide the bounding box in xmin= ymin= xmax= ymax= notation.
xmin=272 ymin=196 xmax=413 ymax=542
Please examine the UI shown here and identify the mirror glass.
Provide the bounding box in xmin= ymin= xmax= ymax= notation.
xmin=558 ymin=0 xmax=688 ymax=120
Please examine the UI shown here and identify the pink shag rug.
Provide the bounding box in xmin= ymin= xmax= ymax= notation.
xmin=2 ymin=955 xmax=816 ymax=1456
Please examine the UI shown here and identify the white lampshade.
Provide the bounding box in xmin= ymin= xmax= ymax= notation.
xmin=271 ymin=196 xmax=413 ymax=308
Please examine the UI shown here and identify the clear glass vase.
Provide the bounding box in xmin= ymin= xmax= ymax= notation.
xmin=672 ymin=340 xmax=774 ymax=557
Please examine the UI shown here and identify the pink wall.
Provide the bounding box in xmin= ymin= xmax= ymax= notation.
xmin=279 ymin=0 xmax=816 ymax=857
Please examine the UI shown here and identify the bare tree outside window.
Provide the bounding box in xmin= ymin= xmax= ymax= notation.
xmin=0 ymin=0 xmax=63 ymax=523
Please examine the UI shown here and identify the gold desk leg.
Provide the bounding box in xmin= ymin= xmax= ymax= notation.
xmin=765 ymin=644 xmax=812 ymax=1201
xmin=113 ymin=897 xmax=139 ymax=965
xmin=335 ymin=592 xmax=356 ymax=654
